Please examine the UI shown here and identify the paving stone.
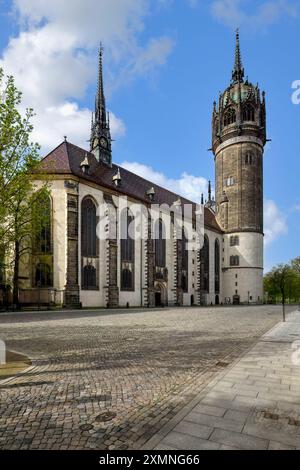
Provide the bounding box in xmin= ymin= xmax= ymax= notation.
xmin=268 ymin=441 xmax=296 ymax=450
xmin=184 ymin=412 xmax=244 ymax=433
xmin=0 ymin=305 xmax=293 ymax=450
xmin=223 ymin=409 xmax=249 ymax=423
xmin=192 ymin=404 xmax=226 ymax=418
xmin=173 ymin=421 xmax=213 ymax=440
xmin=210 ymin=428 xmax=269 ymax=450
xmin=162 ymin=432 xmax=221 ymax=450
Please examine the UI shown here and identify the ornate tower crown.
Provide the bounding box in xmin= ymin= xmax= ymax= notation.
xmin=90 ymin=43 xmax=112 ymax=166
xmin=212 ymin=30 xmax=266 ymax=154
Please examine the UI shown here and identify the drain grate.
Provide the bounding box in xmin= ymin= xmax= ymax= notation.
xmin=80 ymin=424 xmax=94 ymax=431
xmin=95 ymin=411 xmax=117 ymax=423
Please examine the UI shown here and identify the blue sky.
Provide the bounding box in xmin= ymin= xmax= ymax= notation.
xmin=0 ymin=0 xmax=299 ymax=271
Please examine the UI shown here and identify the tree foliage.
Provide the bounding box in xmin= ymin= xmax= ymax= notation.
xmin=264 ymin=260 xmax=300 ymax=305
xmin=0 ymin=67 xmax=48 ymax=305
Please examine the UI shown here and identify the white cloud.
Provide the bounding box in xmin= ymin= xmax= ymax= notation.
xmin=30 ymin=103 xmax=125 ymax=152
xmin=118 ymin=161 xmax=208 ymax=203
xmin=0 ymin=0 xmax=175 ymax=153
xmin=211 ymin=0 xmax=298 ymax=30
xmin=264 ymin=199 xmax=288 ymax=245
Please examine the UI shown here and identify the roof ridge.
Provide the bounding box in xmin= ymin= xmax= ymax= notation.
xmin=40 ymin=140 xmax=68 ymax=163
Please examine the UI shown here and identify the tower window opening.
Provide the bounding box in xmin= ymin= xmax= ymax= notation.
xmin=245 ymin=152 xmax=254 ymax=165
xmin=223 ymin=108 xmax=236 ymax=127
xmin=230 ymin=255 xmax=240 ymax=267
xmin=243 ymin=104 xmax=255 ymax=122
xmin=225 ymin=177 xmax=235 ymax=187
xmin=230 ymin=236 xmax=239 ymax=246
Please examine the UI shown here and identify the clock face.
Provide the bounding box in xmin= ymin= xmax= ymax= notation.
xmin=100 ymin=137 xmax=108 ymax=149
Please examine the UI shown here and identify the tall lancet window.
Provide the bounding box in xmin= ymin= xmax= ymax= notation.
xmin=223 ymin=108 xmax=236 ymax=127
xmin=155 ymin=218 xmax=166 ymax=268
xmin=181 ymin=229 xmax=189 ymax=293
xmin=121 ymin=209 xmax=135 ymax=291
xmin=215 ymin=239 xmax=220 ymax=294
xmin=33 ymin=192 xmax=53 ymax=288
xmin=243 ymin=104 xmax=255 ymax=122
xmin=200 ymin=235 xmax=210 ymax=293
xmin=81 ymin=197 xmax=98 ymax=290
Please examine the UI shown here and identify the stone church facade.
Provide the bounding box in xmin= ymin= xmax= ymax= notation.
xmin=18 ymin=32 xmax=265 ymax=308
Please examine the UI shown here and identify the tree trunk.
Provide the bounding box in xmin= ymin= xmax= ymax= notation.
xmin=282 ymin=290 xmax=286 ymax=323
xmin=13 ymin=240 xmax=20 ymax=309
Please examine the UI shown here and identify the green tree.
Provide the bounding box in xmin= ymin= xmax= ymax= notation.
xmin=0 ymin=67 xmax=48 ymax=307
xmin=291 ymin=257 xmax=300 ymax=275
xmin=264 ymin=264 xmax=300 ymax=322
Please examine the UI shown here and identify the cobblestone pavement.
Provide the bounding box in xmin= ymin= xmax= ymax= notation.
xmin=0 ymin=305 xmax=292 ymax=450
xmin=149 ymin=309 xmax=300 ymax=451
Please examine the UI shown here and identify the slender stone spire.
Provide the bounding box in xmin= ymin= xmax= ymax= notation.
xmin=208 ymin=180 xmax=212 ymax=202
xmin=96 ymin=43 xmax=107 ymax=125
xmin=232 ymin=29 xmax=244 ymax=84
xmin=90 ymin=43 xmax=112 ymax=166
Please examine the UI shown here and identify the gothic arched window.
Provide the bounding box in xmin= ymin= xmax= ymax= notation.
xmin=215 ymin=239 xmax=220 ymax=294
xmin=35 ymin=263 xmax=52 ymax=287
xmin=81 ymin=197 xmax=98 ymax=290
xmin=34 ymin=192 xmax=52 ymax=254
xmin=155 ymin=218 xmax=166 ymax=268
xmin=121 ymin=209 xmax=135 ymax=291
xmin=200 ymin=235 xmax=209 ymax=293
xmin=223 ymin=108 xmax=236 ymax=127
xmin=243 ymin=104 xmax=255 ymax=122
xmin=82 ymin=265 xmax=97 ymax=289
xmin=181 ymin=229 xmax=189 ymax=293
xmin=81 ymin=198 xmax=97 ymax=257
xmin=121 ymin=267 xmax=133 ymax=291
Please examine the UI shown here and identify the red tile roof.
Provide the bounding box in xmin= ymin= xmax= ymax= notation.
xmin=38 ymin=141 xmax=223 ymax=233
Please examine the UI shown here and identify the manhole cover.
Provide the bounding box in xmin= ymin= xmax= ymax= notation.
xmin=80 ymin=424 xmax=94 ymax=431
xmin=95 ymin=412 xmax=117 ymax=423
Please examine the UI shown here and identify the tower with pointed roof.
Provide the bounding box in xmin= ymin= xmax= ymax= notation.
xmin=90 ymin=44 xmax=112 ymax=166
xmin=212 ymin=30 xmax=266 ymax=304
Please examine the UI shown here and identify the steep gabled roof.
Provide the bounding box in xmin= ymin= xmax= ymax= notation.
xmin=38 ymin=141 xmax=223 ymax=233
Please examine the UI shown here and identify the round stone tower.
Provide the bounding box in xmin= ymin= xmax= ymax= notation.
xmin=212 ymin=31 xmax=266 ymax=304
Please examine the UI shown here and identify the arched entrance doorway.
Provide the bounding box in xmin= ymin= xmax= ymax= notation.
xmin=154 ymin=281 xmax=168 ymax=307
xmin=215 ymin=295 xmax=220 ymax=305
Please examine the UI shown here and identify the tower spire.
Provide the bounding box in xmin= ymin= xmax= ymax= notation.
xmin=90 ymin=43 xmax=112 ymax=166
xmin=96 ymin=42 xmax=107 ymax=125
xmin=232 ymin=29 xmax=244 ymax=84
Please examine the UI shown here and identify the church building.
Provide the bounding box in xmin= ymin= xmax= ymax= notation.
xmin=18 ymin=31 xmax=266 ymax=309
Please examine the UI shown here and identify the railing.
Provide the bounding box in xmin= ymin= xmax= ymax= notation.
xmin=19 ymin=288 xmax=65 ymax=308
